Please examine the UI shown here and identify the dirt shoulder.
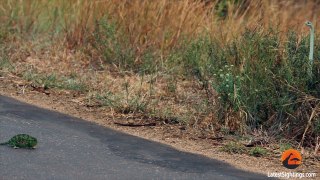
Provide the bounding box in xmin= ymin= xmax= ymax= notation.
xmin=0 ymin=74 xmax=319 ymax=177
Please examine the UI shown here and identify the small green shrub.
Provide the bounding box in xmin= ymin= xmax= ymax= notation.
xmin=23 ymin=71 xmax=59 ymax=89
xmin=23 ymin=70 xmax=87 ymax=92
xmin=63 ymin=78 xmax=87 ymax=92
xmin=212 ymin=64 xmax=242 ymax=112
xmin=96 ymin=92 xmax=120 ymax=108
xmin=95 ymin=83 xmax=149 ymax=114
xmin=0 ymin=56 xmax=13 ymax=71
xmin=249 ymin=147 xmax=268 ymax=157
xmin=221 ymin=142 xmax=246 ymax=154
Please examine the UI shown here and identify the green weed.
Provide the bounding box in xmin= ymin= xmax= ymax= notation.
xmin=249 ymin=147 xmax=268 ymax=157
xmin=0 ymin=56 xmax=14 ymax=71
xmin=23 ymin=70 xmax=87 ymax=92
xmin=221 ymin=142 xmax=246 ymax=154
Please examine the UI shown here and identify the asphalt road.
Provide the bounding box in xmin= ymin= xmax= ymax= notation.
xmin=0 ymin=95 xmax=269 ymax=180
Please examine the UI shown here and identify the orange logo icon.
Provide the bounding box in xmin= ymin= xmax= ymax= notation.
xmin=281 ymin=149 xmax=302 ymax=169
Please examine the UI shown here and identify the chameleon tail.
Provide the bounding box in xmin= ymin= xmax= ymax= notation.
xmin=0 ymin=142 xmax=9 ymax=145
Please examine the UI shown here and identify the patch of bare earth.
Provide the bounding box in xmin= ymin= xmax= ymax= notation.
xmin=0 ymin=74 xmax=319 ymax=177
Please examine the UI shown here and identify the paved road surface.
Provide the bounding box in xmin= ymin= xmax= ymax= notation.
xmin=0 ymin=95 xmax=269 ymax=180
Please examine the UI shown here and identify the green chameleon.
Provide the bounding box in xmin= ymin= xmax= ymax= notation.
xmin=0 ymin=134 xmax=37 ymax=149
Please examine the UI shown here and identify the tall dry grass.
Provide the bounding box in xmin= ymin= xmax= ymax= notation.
xmin=1 ymin=0 xmax=319 ymax=48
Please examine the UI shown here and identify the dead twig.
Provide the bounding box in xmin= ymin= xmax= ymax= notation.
xmin=299 ymin=104 xmax=320 ymax=149
xmin=314 ymin=136 xmax=320 ymax=155
xmin=114 ymin=122 xmax=156 ymax=127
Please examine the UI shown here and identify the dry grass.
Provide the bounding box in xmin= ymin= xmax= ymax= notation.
xmin=1 ymin=0 xmax=320 ymax=45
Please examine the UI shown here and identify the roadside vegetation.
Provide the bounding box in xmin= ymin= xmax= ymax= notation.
xmin=0 ymin=0 xmax=319 ymax=156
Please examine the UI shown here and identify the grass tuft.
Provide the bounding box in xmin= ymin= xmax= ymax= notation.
xmin=221 ymin=142 xmax=246 ymax=154
xmin=249 ymin=147 xmax=268 ymax=157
